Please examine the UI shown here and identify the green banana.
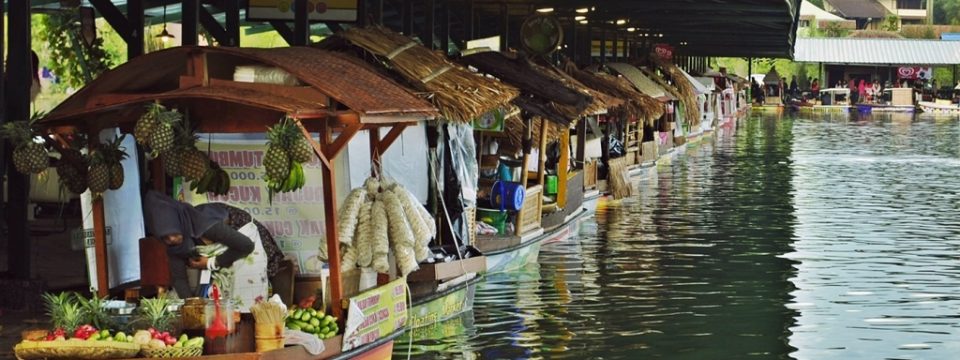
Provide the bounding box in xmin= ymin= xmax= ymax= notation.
xmin=296 ymin=162 xmax=305 ymax=189
xmin=196 ymin=169 xmax=214 ymax=194
xmin=217 ymin=170 xmax=230 ymax=195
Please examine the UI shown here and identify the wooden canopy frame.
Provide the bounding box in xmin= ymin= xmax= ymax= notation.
xmin=37 ymin=46 xmax=438 ymax=321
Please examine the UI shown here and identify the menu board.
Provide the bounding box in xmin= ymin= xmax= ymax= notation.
xmin=181 ymin=140 xmax=327 ymax=275
xmin=341 ymin=279 xmax=408 ymax=352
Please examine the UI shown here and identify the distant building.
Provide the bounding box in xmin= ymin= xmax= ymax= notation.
xmin=799 ymin=0 xmax=855 ymax=30
xmin=823 ymin=0 xmax=928 ymax=30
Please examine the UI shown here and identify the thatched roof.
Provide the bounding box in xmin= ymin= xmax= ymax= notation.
xmin=39 ymin=46 xmax=438 ymax=130
xmin=460 ymin=50 xmax=590 ymax=125
xmin=337 ymin=26 xmax=519 ymax=123
xmin=561 ymin=60 xmax=664 ymax=126
xmin=650 ymin=60 xmax=702 ymax=129
xmin=606 ymin=62 xmax=676 ymax=102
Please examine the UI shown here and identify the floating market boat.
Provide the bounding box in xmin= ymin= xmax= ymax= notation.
xmin=918 ymin=101 xmax=960 ymax=114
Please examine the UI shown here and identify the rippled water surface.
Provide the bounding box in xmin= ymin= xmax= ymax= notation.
xmin=395 ymin=112 xmax=960 ymax=359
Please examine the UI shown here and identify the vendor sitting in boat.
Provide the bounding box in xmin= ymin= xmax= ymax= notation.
xmin=142 ymin=190 xmax=286 ymax=298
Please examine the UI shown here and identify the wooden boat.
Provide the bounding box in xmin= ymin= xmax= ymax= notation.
xmin=855 ymin=103 xmax=916 ymax=113
xmin=918 ymin=101 xmax=960 ymax=114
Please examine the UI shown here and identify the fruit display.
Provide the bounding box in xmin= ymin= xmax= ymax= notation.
xmin=335 ymin=177 xmax=435 ymax=276
xmin=134 ymin=295 xmax=176 ymax=333
xmin=264 ymin=117 xmax=312 ymax=194
xmin=15 ymin=292 xmax=140 ymax=359
xmin=0 ymin=119 xmax=49 ymax=175
xmin=285 ymin=306 xmax=339 ymax=340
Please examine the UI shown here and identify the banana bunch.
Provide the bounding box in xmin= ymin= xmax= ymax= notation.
xmin=267 ymin=161 xmax=305 ymax=193
xmin=191 ymin=161 xmax=230 ymax=195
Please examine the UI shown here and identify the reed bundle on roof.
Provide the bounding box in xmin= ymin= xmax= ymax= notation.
xmin=340 ymin=26 xmax=519 ymax=123
xmin=656 ymin=60 xmax=701 ymax=130
xmin=561 ymin=60 xmax=664 ymax=126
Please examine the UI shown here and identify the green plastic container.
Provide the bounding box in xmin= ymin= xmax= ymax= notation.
xmin=545 ymin=175 xmax=558 ymax=195
xmin=477 ymin=208 xmax=508 ymax=235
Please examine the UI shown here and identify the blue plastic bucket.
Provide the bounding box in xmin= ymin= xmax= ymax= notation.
xmin=492 ymin=181 xmax=525 ymax=211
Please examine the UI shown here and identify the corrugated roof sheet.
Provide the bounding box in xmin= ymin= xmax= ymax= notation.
xmin=606 ymin=63 xmax=675 ymax=101
xmin=824 ymin=0 xmax=888 ymax=18
xmin=794 ymin=38 xmax=960 ymax=65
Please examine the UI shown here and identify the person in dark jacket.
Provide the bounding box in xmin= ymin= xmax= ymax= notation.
xmin=142 ymin=191 xmax=284 ymax=298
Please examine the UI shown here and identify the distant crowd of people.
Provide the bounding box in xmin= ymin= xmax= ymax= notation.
xmin=752 ymin=73 xmax=960 ymax=105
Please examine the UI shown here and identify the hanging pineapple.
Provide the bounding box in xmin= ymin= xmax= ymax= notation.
xmin=264 ymin=117 xmax=307 ymax=194
xmin=57 ymin=147 xmax=89 ymax=194
xmin=147 ymin=106 xmax=181 ymax=157
xmin=1 ymin=120 xmax=49 ymax=175
xmin=181 ymin=149 xmax=209 ymax=182
xmin=134 ymin=102 xmax=164 ymax=146
xmin=99 ymin=135 xmax=129 ymax=190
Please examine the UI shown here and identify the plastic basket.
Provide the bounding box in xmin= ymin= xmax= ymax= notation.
xmin=140 ymin=345 xmax=203 ymax=358
xmin=14 ymin=340 xmax=140 ymax=359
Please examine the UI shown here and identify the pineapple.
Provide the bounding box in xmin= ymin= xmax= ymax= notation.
xmin=289 ymin=136 xmax=314 ymax=164
xmin=42 ymin=292 xmax=83 ymax=334
xmin=263 ymin=146 xmax=290 ymax=183
xmin=161 ymin=151 xmax=183 ymax=177
xmin=97 ymin=135 xmax=129 ymax=190
xmin=1 ymin=121 xmax=48 ymax=175
xmin=135 ymin=102 xmax=164 ymax=146
xmin=88 ymin=161 xmax=110 ymax=194
xmin=136 ymin=295 xmax=175 ymax=332
xmin=148 ymin=107 xmax=181 ymax=156
xmin=181 ymin=149 xmax=209 ymax=181
xmin=279 ymin=117 xmax=313 ymax=163
xmin=109 ymin=163 xmax=124 ymax=190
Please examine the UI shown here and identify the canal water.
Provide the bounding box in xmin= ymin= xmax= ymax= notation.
xmin=395 ymin=112 xmax=960 ymax=359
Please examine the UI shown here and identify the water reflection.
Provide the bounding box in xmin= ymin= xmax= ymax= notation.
xmin=397 ymin=112 xmax=960 ymax=360
xmin=785 ymin=112 xmax=960 ymax=359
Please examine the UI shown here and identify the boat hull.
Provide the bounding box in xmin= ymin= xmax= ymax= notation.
xmin=918 ymin=101 xmax=960 ymax=114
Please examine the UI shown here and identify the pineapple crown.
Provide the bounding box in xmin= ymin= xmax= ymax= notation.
xmin=136 ymin=295 xmax=175 ymax=332
xmin=41 ymin=292 xmax=84 ymax=332
xmin=76 ymin=294 xmax=115 ymax=331
xmin=267 ymin=117 xmax=305 ymax=147
xmin=0 ymin=121 xmax=39 ymax=147
xmin=91 ymin=134 xmax=129 ymax=166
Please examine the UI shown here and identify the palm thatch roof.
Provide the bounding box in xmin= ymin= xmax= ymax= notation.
xmin=562 ymin=60 xmax=664 ymax=126
xmin=652 ymin=60 xmax=702 ymax=129
xmin=337 ymin=26 xmax=519 ymax=123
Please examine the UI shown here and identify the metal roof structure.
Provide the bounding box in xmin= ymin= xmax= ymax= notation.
xmin=800 ymin=0 xmax=844 ymax=21
xmin=19 ymin=0 xmax=801 ymax=58
xmin=823 ymin=0 xmax=888 ymax=19
xmin=794 ymin=38 xmax=960 ymax=65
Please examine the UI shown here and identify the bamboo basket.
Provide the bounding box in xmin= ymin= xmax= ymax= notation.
xmin=14 ymin=340 xmax=140 ymax=359
xmin=139 ymin=346 xmax=204 ymax=358
xmin=254 ymin=323 xmax=285 ymax=353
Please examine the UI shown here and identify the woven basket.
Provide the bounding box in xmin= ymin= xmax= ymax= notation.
xmin=140 ymin=346 xmax=203 ymax=358
xmin=14 ymin=339 xmax=140 ymax=359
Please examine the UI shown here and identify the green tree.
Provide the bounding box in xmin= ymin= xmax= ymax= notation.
xmin=881 ymin=14 xmax=900 ymax=31
xmin=820 ymin=21 xmax=850 ymax=38
xmin=933 ymin=0 xmax=960 ymax=25
xmin=35 ymin=9 xmax=117 ymax=91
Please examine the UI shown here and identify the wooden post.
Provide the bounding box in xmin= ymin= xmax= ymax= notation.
xmin=295 ymin=119 xmax=344 ymax=320
xmin=576 ymin=118 xmax=586 ymax=168
xmin=537 ymin=119 xmax=548 ymax=188
xmin=558 ymin=125 xmax=570 ymax=208
xmin=515 ymin=116 xmax=533 ymax=237
xmin=88 ymin=129 xmax=110 ymax=297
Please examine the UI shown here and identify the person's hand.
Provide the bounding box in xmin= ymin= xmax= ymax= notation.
xmin=187 ymin=256 xmax=210 ymax=269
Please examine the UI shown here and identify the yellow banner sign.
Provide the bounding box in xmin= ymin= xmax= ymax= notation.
xmin=247 ymin=0 xmax=357 ymax=22
xmin=342 ymin=279 xmax=408 ymax=352
xmin=182 ymin=141 xmax=327 ymax=275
